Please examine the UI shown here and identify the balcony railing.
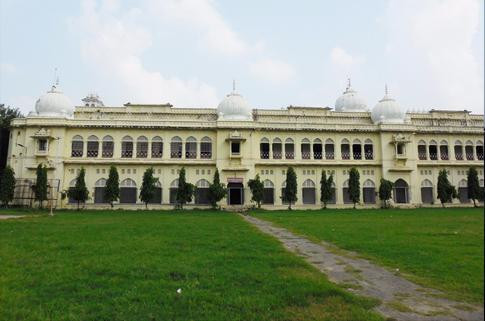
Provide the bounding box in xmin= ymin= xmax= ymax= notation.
xmin=121 ymin=150 xmax=133 ymax=158
xmin=313 ymin=152 xmax=322 ymax=159
xmin=301 ymin=152 xmax=311 ymax=159
xmin=200 ymin=151 xmax=212 ymax=159
xmin=87 ymin=150 xmax=98 ymax=158
xmin=478 ymin=153 xmax=484 ymax=160
xmin=71 ymin=150 xmax=83 ymax=157
xmin=429 ymin=153 xmax=438 ymax=160
xmin=137 ymin=151 xmax=148 ymax=158
xmin=152 ymin=151 xmax=163 ymax=158
xmin=102 ymin=150 xmax=113 ymax=158
xmin=273 ymin=151 xmax=282 ymax=159
xmin=466 ymin=153 xmax=474 ymax=160
xmin=171 ymin=151 xmax=182 ymax=158
xmin=365 ymin=152 xmax=373 ymax=160
xmin=285 ymin=152 xmax=294 ymax=159
xmin=353 ymin=153 xmax=362 ymax=160
xmin=341 ymin=152 xmax=350 ymax=160
xmin=455 ymin=153 xmax=463 ymax=160
xmin=186 ymin=151 xmax=197 ymax=159
xmin=325 ymin=152 xmax=334 ymax=159
xmin=418 ymin=153 xmax=427 ymax=160
xmin=260 ymin=152 xmax=269 ymax=159
xmin=440 ymin=154 xmax=449 ymax=160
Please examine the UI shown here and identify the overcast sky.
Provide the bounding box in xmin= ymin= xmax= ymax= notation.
xmin=0 ymin=0 xmax=483 ymax=114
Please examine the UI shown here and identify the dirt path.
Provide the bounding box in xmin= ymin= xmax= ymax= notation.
xmin=241 ymin=214 xmax=484 ymax=321
xmin=0 ymin=215 xmax=26 ymax=220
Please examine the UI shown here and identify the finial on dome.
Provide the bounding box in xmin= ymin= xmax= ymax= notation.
xmin=347 ymin=77 xmax=351 ymax=89
xmin=385 ymin=84 xmax=388 ymax=96
xmin=232 ymin=79 xmax=236 ymax=93
xmin=54 ymin=67 xmax=59 ymax=86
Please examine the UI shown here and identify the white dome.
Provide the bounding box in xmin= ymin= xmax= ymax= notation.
xmin=371 ymin=87 xmax=405 ymax=124
xmin=217 ymin=90 xmax=252 ymax=121
xmin=34 ymin=85 xmax=73 ymax=117
xmin=335 ymin=82 xmax=368 ymax=112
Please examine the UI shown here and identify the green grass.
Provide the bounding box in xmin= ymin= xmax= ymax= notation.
xmin=255 ymin=207 xmax=484 ymax=304
xmin=0 ymin=210 xmax=384 ymax=321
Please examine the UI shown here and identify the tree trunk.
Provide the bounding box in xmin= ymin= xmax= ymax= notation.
xmin=473 ymin=199 xmax=477 ymax=207
xmin=77 ymin=201 xmax=80 ymax=210
xmin=110 ymin=202 xmax=114 ymax=208
xmin=441 ymin=201 xmax=445 ymax=208
xmin=353 ymin=202 xmax=356 ymax=209
xmin=323 ymin=202 xmax=327 ymax=209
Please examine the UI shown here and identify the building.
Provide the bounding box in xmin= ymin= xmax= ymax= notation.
xmin=6 ymin=80 xmax=484 ymax=208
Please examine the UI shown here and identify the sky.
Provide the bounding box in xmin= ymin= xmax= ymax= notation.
xmin=0 ymin=0 xmax=483 ymax=115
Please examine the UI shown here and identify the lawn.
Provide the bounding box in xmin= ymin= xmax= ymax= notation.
xmin=0 ymin=210 xmax=383 ymax=321
xmin=255 ymin=207 xmax=484 ymax=304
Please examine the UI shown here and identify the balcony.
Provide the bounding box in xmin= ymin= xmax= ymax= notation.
xmin=200 ymin=151 xmax=212 ymax=159
xmin=478 ymin=153 xmax=484 ymax=160
xmin=121 ymin=150 xmax=133 ymax=158
xmin=466 ymin=153 xmax=474 ymax=161
xmin=186 ymin=151 xmax=197 ymax=159
xmin=365 ymin=152 xmax=374 ymax=160
xmin=71 ymin=150 xmax=83 ymax=158
xmin=170 ymin=151 xmax=182 ymax=159
xmin=325 ymin=152 xmax=334 ymax=160
xmin=87 ymin=150 xmax=99 ymax=158
xmin=273 ymin=151 xmax=282 ymax=159
xmin=301 ymin=152 xmax=311 ymax=159
xmin=260 ymin=151 xmax=269 ymax=159
xmin=341 ymin=152 xmax=350 ymax=160
xmin=285 ymin=152 xmax=294 ymax=159
xmin=418 ymin=153 xmax=427 ymax=160
xmin=455 ymin=153 xmax=463 ymax=160
xmin=429 ymin=153 xmax=438 ymax=160
xmin=440 ymin=154 xmax=449 ymax=160
xmin=102 ymin=150 xmax=113 ymax=158
xmin=313 ymin=152 xmax=322 ymax=159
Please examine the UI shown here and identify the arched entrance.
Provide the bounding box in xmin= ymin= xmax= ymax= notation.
xmin=228 ymin=182 xmax=244 ymax=205
xmin=393 ymin=179 xmax=409 ymax=204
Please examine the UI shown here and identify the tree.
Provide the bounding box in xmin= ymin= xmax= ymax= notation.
xmin=105 ymin=165 xmax=119 ymax=208
xmin=467 ymin=167 xmax=480 ymax=207
xmin=378 ymin=179 xmax=393 ymax=208
xmin=33 ymin=164 xmax=48 ymax=208
xmin=348 ymin=167 xmax=360 ymax=209
xmin=437 ymin=169 xmax=456 ymax=207
xmin=140 ymin=167 xmax=157 ymax=208
xmin=248 ymin=174 xmax=264 ymax=208
xmin=0 ymin=166 xmax=16 ymax=207
xmin=176 ymin=167 xmax=194 ymax=209
xmin=282 ymin=167 xmax=298 ymax=210
xmin=320 ymin=170 xmax=333 ymax=209
xmin=0 ymin=105 xmax=23 ymax=170
xmin=67 ymin=168 xmax=89 ymax=210
xmin=208 ymin=169 xmax=226 ymax=209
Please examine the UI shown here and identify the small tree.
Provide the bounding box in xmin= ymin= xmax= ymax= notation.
xmin=467 ymin=167 xmax=480 ymax=207
xmin=348 ymin=167 xmax=360 ymax=209
xmin=34 ymin=164 xmax=48 ymax=209
xmin=105 ymin=165 xmax=120 ymax=208
xmin=0 ymin=166 xmax=16 ymax=207
xmin=67 ymin=168 xmax=89 ymax=210
xmin=378 ymin=179 xmax=393 ymax=208
xmin=139 ymin=167 xmax=157 ymax=208
xmin=208 ymin=169 xmax=226 ymax=209
xmin=320 ymin=170 xmax=333 ymax=209
xmin=282 ymin=167 xmax=298 ymax=210
xmin=437 ymin=169 xmax=456 ymax=207
xmin=248 ymin=174 xmax=264 ymax=208
xmin=176 ymin=167 xmax=194 ymax=209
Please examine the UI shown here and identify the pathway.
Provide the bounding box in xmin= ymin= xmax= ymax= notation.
xmin=241 ymin=214 xmax=484 ymax=321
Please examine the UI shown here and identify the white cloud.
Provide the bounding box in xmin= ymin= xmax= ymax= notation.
xmin=330 ymin=47 xmax=364 ymax=69
xmin=249 ymin=59 xmax=295 ymax=84
xmin=73 ymin=0 xmax=219 ymax=107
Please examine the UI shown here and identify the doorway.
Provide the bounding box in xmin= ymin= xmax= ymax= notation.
xmin=228 ymin=182 xmax=244 ymax=205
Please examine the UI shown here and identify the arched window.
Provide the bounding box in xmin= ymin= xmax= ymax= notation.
xmin=150 ymin=180 xmax=162 ymax=204
xmin=170 ymin=179 xmax=179 ymax=204
xmin=476 ymin=140 xmax=484 ymax=160
xmin=417 ymin=140 xmax=427 ymax=160
xmin=68 ymin=178 xmax=77 ymax=203
xmin=285 ymin=138 xmax=294 ymax=159
xmin=200 ymin=137 xmax=212 ymax=159
xmin=439 ymin=140 xmax=449 ymax=160
xmin=260 ymin=137 xmax=270 ymax=159
xmin=325 ymin=138 xmax=334 ymax=159
xmin=272 ymin=138 xmax=282 ymax=159
xmin=71 ymin=135 xmax=83 ymax=157
xmin=94 ymin=178 xmax=107 ymax=203
xmin=428 ymin=140 xmax=438 ymax=160
xmin=313 ymin=138 xmax=322 ymax=159
xmin=454 ymin=140 xmax=463 ymax=160
xmin=329 ymin=181 xmax=336 ymax=204
xmin=352 ymin=139 xmax=362 ymax=160
xmin=393 ymin=179 xmax=409 ymax=204
xmin=301 ymin=138 xmax=311 ymax=159
xmin=186 ymin=136 xmax=197 ymax=159
xmin=151 ymin=136 xmax=163 ymax=158
xmin=458 ymin=179 xmax=469 ymax=203
xmin=102 ymin=135 xmax=114 ymax=158
xmin=302 ymin=179 xmax=316 ymax=204
xmin=136 ymin=136 xmax=148 ymax=158
xmin=421 ymin=179 xmax=433 ymax=204
xmin=195 ymin=179 xmax=210 ymax=204
xmin=341 ymin=139 xmax=350 ymax=160
xmin=263 ymin=179 xmax=274 ymax=204
xmin=342 ymin=179 xmax=352 ymax=204
xmin=281 ymin=180 xmax=288 ymax=205
xmin=465 ymin=140 xmax=474 ymax=160
xmin=120 ymin=178 xmax=137 ymax=203
xmin=87 ymin=135 xmax=99 ymax=158
xmin=121 ymin=136 xmax=133 ymax=158
xmin=364 ymin=139 xmax=373 ymax=160
xmin=171 ymin=136 xmax=182 ymax=159
xmin=363 ymin=179 xmax=375 ymax=204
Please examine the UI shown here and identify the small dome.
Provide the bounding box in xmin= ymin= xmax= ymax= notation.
xmin=217 ymin=85 xmax=252 ymax=120
xmin=335 ymin=81 xmax=367 ymax=112
xmin=35 ymin=84 xmax=73 ymax=117
xmin=371 ymin=86 xmax=405 ymax=124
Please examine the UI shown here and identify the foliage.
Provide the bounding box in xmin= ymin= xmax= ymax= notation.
xmin=248 ymin=174 xmax=264 ymax=208
xmin=208 ymin=169 xmax=226 ymax=209
xmin=105 ymin=165 xmax=120 ymax=208
xmin=33 ymin=164 xmax=48 ymax=209
xmin=139 ymin=167 xmax=158 ymax=208
xmin=0 ymin=166 xmax=16 ymax=207
xmin=176 ymin=167 xmax=194 ymax=209
xmin=378 ymin=179 xmax=393 ymax=208
xmin=320 ymin=171 xmax=333 ymax=209
xmin=0 ymin=104 xmax=23 ymax=129
xmin=67 ymin=168 xmax=89 ymax=210
xmin=437 ymin=169 xmax=456 ymax=207
xmin=348 ymin=167 xmax=360 ymax=208
xmin=467 ymin=167 xmax=481 ymax=207
xmin=282 ymin=167 xmax=298 ymax=210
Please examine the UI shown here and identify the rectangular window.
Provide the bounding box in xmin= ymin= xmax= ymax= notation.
xmin=364 ymin=144 xmax=373 ymax=160
xmin=301 ymin=144 xmax=311 ymax=159
xmin=152 ymin=142 xmax=163 ymax=158
xmin=285 ymin=143 xmax=294 ymax=159
xmin=272 ymin=143 xmax=282 ymax=159
xmin=341 ymin=144 xmax=350 ymax=160
xmin=121 ymin=142 xmax=133 ymax=158
xmin=325 ymin=144 xmax=334 ymax=159
xmin=200 ymin=142 xmax=212 ymax=159
xmin=231 ymin=142 xmax=240 ymax=154
xmin=137 ymin=142 xmax=148 ymax=158
xmin=102 ymin=141 xmax=114 ymax=158
xmin=87 ymin=141 xmax=99 ymax=158
xmin=38 ymin=139 xmax=47 ymax=152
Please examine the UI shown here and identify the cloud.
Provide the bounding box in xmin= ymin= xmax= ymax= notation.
xmin=73 ymin=0 xmax=219 ymax=107
xmin=330 ymin=47 xmax=364 ymax=69
xmin=249 ymin=59 xmax=295 ymax=84
xmin=385 ymin=0 xmax=483 ymax=112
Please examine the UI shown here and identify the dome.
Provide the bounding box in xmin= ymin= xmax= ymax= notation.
xmin=371 ymin=86 xmax=405 ymax=124
xmin=335 ymin=81 xmax=368 ymax=112
xmin=217 ymin=86 xmax=252 ymax=120
xmin=34 ymin=84 xmax=73 ymax=117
